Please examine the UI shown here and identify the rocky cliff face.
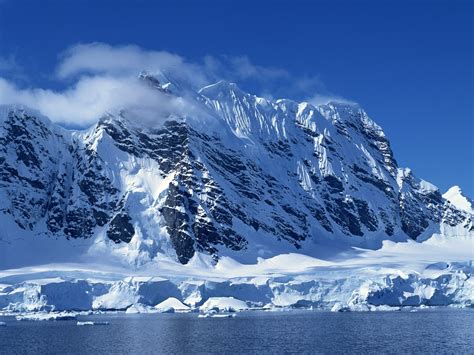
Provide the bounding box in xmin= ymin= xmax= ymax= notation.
xmin=0 ymin=76 xmax=472 ymax=265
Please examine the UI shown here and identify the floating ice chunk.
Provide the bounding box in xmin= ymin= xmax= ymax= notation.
xmin=198 ymin=313 xmax=236 ymax=318
xmin=210 ymin=313 xmax=236 ymax=318
xmin=77 ymin=321 xmax=109 ymax=326
xmin=368 ymin=305 xmax=400 ymax=312
xmin=154 ymin=297 xmax=190 ymax=313
xmin=16 ymin=312 xmax=77 ymax=321
xmin=0 ymin=321 xmax=6 ymax=326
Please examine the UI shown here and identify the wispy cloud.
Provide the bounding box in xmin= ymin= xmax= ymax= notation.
xmin=0 ymin=42 xmax=353 ymax=126
xmin=0 ymin=54 xmax=25 ymax=80
xmin=203 ymin=54 xmax=329 ymax=100
xmin=307 ymin=93 xmax=357 ymax=106
xmin=0 ymin=55 xmax=17 ymax=71
xmin=227 ymin=56 xmax=290 ymax=81
xmin=57 ymin=43 xmax=209 ymax=87
xmin=0 ymin=74 xmax=213 ymax=127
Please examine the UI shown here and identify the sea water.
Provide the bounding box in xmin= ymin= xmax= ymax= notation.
xmin=0 ymin=309 xmax=472 ymax=354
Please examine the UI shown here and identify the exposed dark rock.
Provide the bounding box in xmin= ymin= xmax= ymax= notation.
xmin=354 ymin=199 xmax=378 ymax=232
xmin=107 ymin=212 xmax=135 ymax=243
xmin=324 ymin=175 xmax=344 ymax=193
xmin=325 ymin=198 xmax=363 ymax=236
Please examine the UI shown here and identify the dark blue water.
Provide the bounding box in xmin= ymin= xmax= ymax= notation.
xmin=1 ymin=309 xmax=473 ymax=354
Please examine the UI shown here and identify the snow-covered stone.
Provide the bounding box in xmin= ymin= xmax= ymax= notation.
xmin=154 ymin=297 xmax=190 ymax=313
xmin=200 ymin=297 xmax=249 ymax=312
xmin=125 ymin=304 xmax=157 ymax=314
xmin=331 ymin=303 xmax=349 ymax=312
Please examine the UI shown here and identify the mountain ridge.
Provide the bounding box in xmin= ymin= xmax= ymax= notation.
xmin=0 ymin=75 xmax=472 ymax=268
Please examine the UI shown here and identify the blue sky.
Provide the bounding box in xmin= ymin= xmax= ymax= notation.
xmin=0 ymin=0 xmax=472 ymax=196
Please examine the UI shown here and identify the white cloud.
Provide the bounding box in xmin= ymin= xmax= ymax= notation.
xmin=0 ymin=54 xmax=26 ymax=81
xmin=57 ymin=42 xmax=209 ymax=88
xmin=0 ymin=75 xmax=207 ymax=126
xmin=0 ymin=42 xmax=353 ymax=126
xmin=0 ymin=43 xmax=215 ymax=126
xmin=203 ymin=54 xmax=290 ymax=85
xmin=228 ymin=56 xmax=289 ymax=81
xmin=307 ymin=93 xmax=356 ymax=106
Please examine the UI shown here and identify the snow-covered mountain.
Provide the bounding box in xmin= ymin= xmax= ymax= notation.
xmin=0 ymin=74 xmax=472 ymax=268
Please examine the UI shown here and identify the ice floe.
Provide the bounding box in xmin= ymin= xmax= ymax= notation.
xmin=77 ymin=321 xmax=109 ymax=326
xmin=16 ymin=312 xmax=77 ymax=321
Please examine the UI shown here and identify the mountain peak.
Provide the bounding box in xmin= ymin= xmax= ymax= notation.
xmin=198 ymin=80 xmax=244 ymax=97
xmin=443 ymin=186 xmax=474 ymax=214
xmin=138 ymin=70 xmax=178 ymax=94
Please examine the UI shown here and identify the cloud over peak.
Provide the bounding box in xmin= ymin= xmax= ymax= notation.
xmin=57 ymin=43 xmax=209 ymax=88
xmin=0 ymin=42 xmax=352 ymax=126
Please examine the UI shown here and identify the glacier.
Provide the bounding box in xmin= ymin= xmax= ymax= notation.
xmin=0 ymin=238 xmax=472 ymax=313
xmin=0 ymin=73 xmax=472 ymax=314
